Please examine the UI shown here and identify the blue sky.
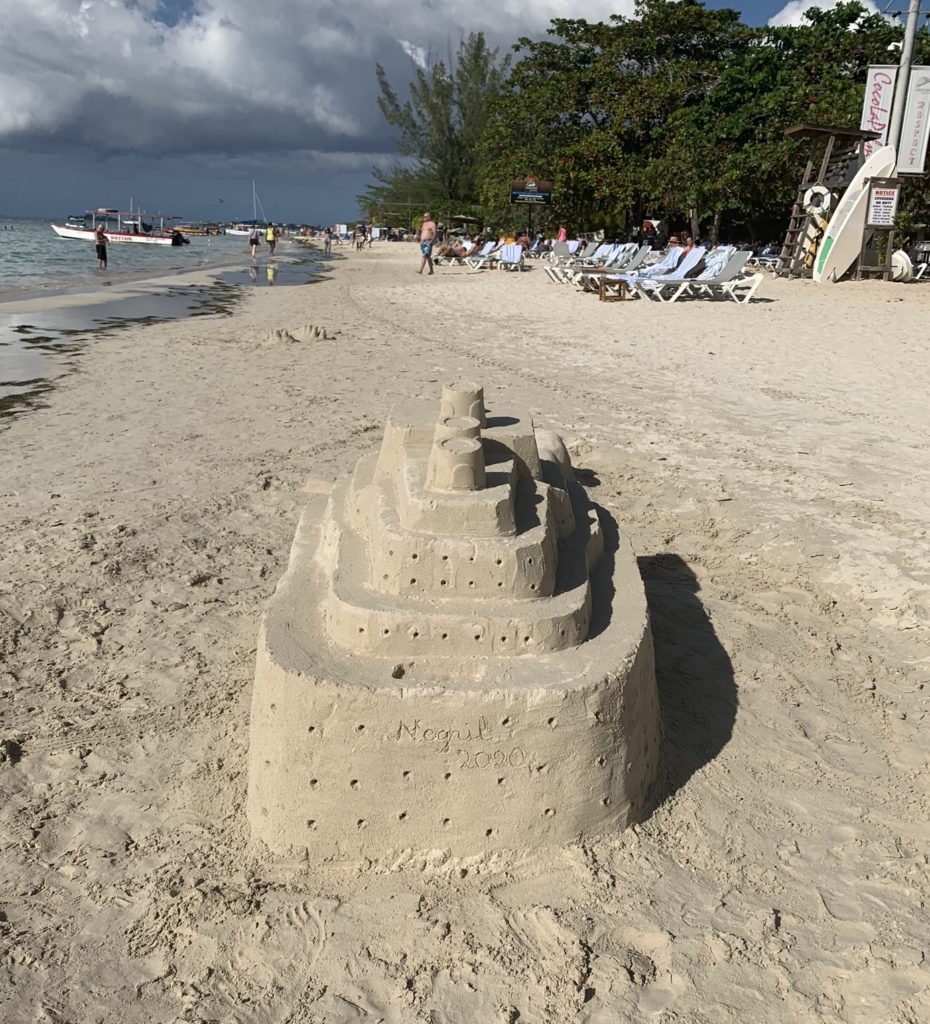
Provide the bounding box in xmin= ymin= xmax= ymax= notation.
xmin=705 ymin=1 xmax=786 ymax=23
xmin=0 ymin=1 xmax=889 ymax=225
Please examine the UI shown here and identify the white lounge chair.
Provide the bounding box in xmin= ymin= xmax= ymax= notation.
xmin=567 ymin=241 xmax=600 ymax=263
xmin=433 ymin=240 xmax=476 ymax=266
xmin=590 ymin=245 xmax=684 ymax=297
xmin=578 ymin=242 xmax=615 ymax=265
xmin=549 ymin=240 xmax=582 ymax=265
xmin=465 ymin=241 xmax=500 ymax=270
xmin=692 ymin=257 xmax=764 ymax=303
xmin=496 ymin=243 xmax=525 ymax=271
xmin=627 ymin=247 xmax=708 ymax=300
xmin=575 ymin=244 xmax=651 ymax=289
xmin=639 ymin=247 xmax=737 ymax=303
xmin=545 ymin=243 xmax=610 ymax=283
xmin=593 ymin=245 xmax=683 ymax=292
xmin=913 ymin=243 xmax=930 ymax=280
xmin=627 ymin=245 xmax=685 ymax=277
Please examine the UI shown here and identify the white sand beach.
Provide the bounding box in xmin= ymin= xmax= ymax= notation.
xmin=1 ymin=246 xmax=928 ymax=1023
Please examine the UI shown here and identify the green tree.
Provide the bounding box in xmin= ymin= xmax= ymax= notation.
xmin=480 ymin=1 xmax=748 ymax=233
xmin=359 ymin=33 xmax=510 ymax=223
xmin=478 ymin=0 xmax=918 ymax=241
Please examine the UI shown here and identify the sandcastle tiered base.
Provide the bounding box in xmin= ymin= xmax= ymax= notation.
xmin=247 ymin=386 xmax=661 ymax=856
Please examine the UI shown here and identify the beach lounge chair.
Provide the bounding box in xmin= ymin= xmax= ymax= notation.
xmin=626 ymin=245 xmax=685 ymax=278
xmin=433 ymin=240 xmax=476 ymax=266
xmin=566 ymin=241 xmax=600 ymax=264
xmin=544 ymin=243 xmax=614 ymax=284
xmin=577 ymin=243 xmax=614 ymax=265
xmin=496 ymin=243 xmax=525 ymax=271
xmin=689 ymin=253 xmax=763 ymax=303
xmin=594 ymin=245 xmax=686 ymax=297
xmin=638 ymin=246 xmax=738 ymax=303
xmin=626 ymin=247 xmax=708 ymax=300
xmin=710 ymin=270 xmax=764 ymax=303
xmin=549 ymin=245 xmax=634 ymax=287
xmin=549 ymin=240 xmax=582 ymax=265
xmin=575 ymin=244 xmax=651 ymax=289
xmin=548 ymin=241 xmax=570 ymax=263
xmin=615 ymin=243 xmax=651 ymax=275
xmin=465 ymin=241 xmax=500 ymax=270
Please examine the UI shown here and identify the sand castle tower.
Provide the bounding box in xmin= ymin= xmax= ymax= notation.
xmin=248 ymin=383 xmax=661 ymax=855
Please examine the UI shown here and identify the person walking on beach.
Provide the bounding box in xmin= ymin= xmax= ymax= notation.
xmin=323 ymin=227 xmax=333 ymax=255
xmin=418 ymin=211 xmax=437 ymax=275
xmin=265 ymin=223 xmax=277 ymax=256
xmin=249 ymin=226 xmax=261 ymax=258
xmin=94 ymin=223 xmax=108 ymax=270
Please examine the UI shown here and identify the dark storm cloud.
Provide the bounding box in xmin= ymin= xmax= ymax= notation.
xmin=0 ymin=0 xmax=631 ymax=165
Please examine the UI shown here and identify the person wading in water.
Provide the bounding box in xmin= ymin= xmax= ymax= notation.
xmin=94 ymin=223 xmax=108 ymax=270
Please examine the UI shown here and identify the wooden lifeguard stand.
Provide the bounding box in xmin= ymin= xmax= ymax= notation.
xmin=776 ymin=125 xmax=880 ymax=279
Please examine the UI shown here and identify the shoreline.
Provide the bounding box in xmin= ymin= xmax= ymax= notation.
xmin=0 ymin=238 xmax=324 ymax=308
xmin=0 ymin=244 xmax=332 ymax=425
xmin=1 ymin=246 xmax=928 ymax=1022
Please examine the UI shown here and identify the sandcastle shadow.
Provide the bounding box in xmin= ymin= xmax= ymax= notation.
xmin=637 ymin=553 xmax=737 ymax=810
xmin=587 ymin=503 xmax=617 ymax=639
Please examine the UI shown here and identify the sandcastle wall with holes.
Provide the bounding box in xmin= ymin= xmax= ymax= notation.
xmin=247 ymin=383 xmax=661 ymax=856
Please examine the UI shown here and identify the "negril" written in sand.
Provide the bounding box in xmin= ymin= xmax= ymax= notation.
xmin=394 ymin=717 xmax=493 ymax=752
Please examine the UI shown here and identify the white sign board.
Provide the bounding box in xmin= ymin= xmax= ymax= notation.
xmin=861 ymin=66 xmax=898 ymax=159
xmin=866 ymin=184 xmax=900 ymax=228
xmin=897 ymin=67 xmax=930 ymax=175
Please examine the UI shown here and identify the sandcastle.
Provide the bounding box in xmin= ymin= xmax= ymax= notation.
xmin=247 ymin=383 xmax=661 ymax=855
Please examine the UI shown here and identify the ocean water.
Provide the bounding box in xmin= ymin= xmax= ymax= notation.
xmin=0 ymin=216 xmax=257 ymax=298
xmin=0 ymin=217 xmax=329 ymax=425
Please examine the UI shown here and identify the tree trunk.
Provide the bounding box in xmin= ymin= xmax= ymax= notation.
xmin=711 ymin=209 xmax=722 ymax=244
xmin=689 ymin=206 xmax=700 ymax=241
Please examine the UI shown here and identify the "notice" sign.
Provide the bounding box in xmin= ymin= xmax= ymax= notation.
xmin=866 ymin=183 xmax=901 ymax=228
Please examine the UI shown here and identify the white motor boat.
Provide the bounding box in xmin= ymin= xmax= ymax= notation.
xmin=51 ymin=209 xmax=186 ymax=245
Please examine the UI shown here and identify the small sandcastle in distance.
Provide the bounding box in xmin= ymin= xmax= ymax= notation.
xmin=248 ymin=382 xmax=661 ymax=855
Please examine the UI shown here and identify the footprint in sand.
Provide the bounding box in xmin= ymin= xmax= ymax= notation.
xmin=506 ymin=906 xmax=580 ymax=967
xmin=228 ymin=895 xmax=326 ymax=1013
xmin=500 ymin=907 xmax=591 ymax=1019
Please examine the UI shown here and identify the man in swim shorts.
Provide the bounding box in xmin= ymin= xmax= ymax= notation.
xmin=418 ymin=211 xmax=436 ymax=275
xmin=94 ymin=223 xmax=108 ymax=269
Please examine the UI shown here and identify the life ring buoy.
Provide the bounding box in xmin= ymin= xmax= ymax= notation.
xmin=891 ymin=249 xmax=914 ymax=283
xmin=804 ymin=184 xmax=832 ymax=216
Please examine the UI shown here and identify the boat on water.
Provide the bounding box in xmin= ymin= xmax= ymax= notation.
xmin=174 ymin=222 xmax=222 ymax=236
xmin=51 ymin=209 xmax=187 ymax=246
xmin=225 ymin=180 xmax=268 ymax=235
xmin=225 ymin=223 xmax=261 ymax=237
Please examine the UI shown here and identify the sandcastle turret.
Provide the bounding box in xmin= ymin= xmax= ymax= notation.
xmin=247 ymin=384 xmax=661 ymax=856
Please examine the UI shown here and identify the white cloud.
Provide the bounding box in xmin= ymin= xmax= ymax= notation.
xmin=398 ymin=39 xmax=429 ymax=70
xmin=0 ymin=0 xmax=634 ymax=160
xmin=768 ymin=0 xmax=882 ymax=28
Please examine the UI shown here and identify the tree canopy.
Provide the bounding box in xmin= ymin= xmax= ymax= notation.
xmin=358 ymin=33 xmax=510 ymax=224
xmin=363 ymin=1 xmax=930 ymax=240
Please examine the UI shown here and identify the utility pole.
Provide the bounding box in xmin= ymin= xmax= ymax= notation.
xmin=887 ymin=0 xmax=923 ymax=155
